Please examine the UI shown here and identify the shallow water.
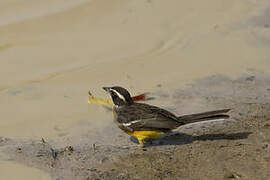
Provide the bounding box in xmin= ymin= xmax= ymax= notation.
xmin=0 ymin=0 xmax=270 ymax=179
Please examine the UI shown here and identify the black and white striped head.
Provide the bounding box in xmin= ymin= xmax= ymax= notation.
xmin=103 ymin=86 xmax=133 ymax=106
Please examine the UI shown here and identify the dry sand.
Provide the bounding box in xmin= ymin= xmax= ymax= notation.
xmin=1 ymin=0 xmax=270 ymax=179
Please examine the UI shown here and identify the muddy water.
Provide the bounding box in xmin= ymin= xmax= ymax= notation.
xmin=0 ymin=0 xmax=270 ymax=179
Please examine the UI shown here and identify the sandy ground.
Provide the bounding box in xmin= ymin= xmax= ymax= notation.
xmin=1 ymin=0 xmax=270 ymax=179
xmin=1 ymin=73 xmax=270 ymax=180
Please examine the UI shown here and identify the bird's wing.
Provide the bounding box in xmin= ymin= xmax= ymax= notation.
xmin=120 ymin=117 xmax=180 ymax=131
xmin=115 ymin=103 xmax=181 ymax=132
xmin=145 ymin=104 xmax=180 ymax=122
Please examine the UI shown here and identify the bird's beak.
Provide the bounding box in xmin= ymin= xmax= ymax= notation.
xmin=102 ymin=87 xmax=111 ymax=92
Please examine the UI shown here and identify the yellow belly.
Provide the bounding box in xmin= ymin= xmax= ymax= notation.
xmin=125 ymin=130 xmax=164 ymax=140
xmin=112 ymin=109 xmax=164 ymax=146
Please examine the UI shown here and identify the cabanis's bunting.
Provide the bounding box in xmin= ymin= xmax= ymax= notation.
xmin=102 ymin=86 xmax=230 ymax=148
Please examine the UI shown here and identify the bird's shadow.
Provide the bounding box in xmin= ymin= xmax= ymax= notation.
xmin=130 ymin=132 xmax=252 ymax=147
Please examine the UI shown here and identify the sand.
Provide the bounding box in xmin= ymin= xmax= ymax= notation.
xmin=0 ymin=0 xmax=270 ymax=179
xmin=1 ymin=73 xmax=270 ymax=180
xmin=0 ymin=160 xmax=50 ymax=180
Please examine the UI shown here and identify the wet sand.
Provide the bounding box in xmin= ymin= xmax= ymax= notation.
xmin=1 ymin=0 xmax=270 ymax=179
xmin=0 ymin=161 xmax=49 ymax=180
xmin=1 ymin=73 xmax=270 ymax=179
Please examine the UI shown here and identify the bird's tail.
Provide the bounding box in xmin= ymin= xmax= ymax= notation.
xmin=177 ymin=109 xmax=230 ymax=124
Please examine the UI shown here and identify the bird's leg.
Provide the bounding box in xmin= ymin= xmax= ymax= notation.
xmin=138 ymin=139 xmax=145 ymax=148
xmin=137 ymin=137 xmax=147 ymax=151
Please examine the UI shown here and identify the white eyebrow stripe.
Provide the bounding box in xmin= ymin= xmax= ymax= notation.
xmin=122 ymin=120 xmax=141 ymax=127
xmin=111 ymin=89 xmax=126 ymax=102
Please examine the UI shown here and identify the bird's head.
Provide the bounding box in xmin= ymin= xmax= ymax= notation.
xmin=103 ymin=86 xmax=133 ymax=106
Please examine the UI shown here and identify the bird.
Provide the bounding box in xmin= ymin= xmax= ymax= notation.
xmin=102 ymin=86 xmax=230 ymax=148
